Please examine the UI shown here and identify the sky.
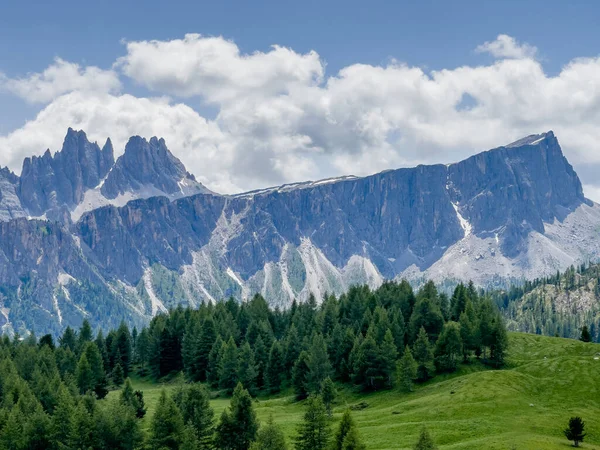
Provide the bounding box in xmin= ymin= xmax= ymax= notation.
xmin=2 ymin=0 xmax=600 ymax=199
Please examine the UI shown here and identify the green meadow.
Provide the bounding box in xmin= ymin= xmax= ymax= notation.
xmin=109 ymin=333 xmax=600 ymax=449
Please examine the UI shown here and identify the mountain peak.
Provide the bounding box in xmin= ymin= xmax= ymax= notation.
xmin=100 ymin=134 xmax=213 ymax=200
xmin=505 ymin=131 xmax=554 ymax=148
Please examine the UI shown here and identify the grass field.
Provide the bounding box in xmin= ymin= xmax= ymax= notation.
xmin=108 ymin=333 xmax=600 ymax=449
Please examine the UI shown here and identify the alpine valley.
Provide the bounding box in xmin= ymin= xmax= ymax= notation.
xmin=1 ymin=128 xmax=599 ymax=335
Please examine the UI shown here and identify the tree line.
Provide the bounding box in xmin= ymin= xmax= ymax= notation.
xmin=0 ymin=279 xmax=507 ymax=448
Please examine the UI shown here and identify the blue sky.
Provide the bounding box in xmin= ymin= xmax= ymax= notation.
xmin=2 ymin=0 xmax=600 ymax=198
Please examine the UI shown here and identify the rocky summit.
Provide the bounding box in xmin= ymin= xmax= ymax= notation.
xmin=0 ymin=129 xmax=598 ymax=335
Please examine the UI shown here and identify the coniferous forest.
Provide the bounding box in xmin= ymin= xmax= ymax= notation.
xmin=0 ymin=280 xmax=509 ymax=449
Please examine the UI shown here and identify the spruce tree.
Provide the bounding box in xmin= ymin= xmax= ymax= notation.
xmin=112 ymin=362 xmax=125 ymax=386
xmin=580 ymin=325 xmax=592 ymax=343
xmin=238 ymin=342 xmax=259 ymax=396
xmin=215 ymin=383 xmax=259 ymax=450
xmin=219 ymin=336 xmax=239 ymax=394
xmin=50 ymin=385 xmax=75 ymax=447
xmin=174 ymin=384 xmax=215 ymax=449
xmin=75 ymin=353 xmax=94 ymax=394
xmin=250 ymin=415 xmax=288 ymax=450
xmin=380 ymin=329 xmax=399 ymax=387
xmin=397 ymin=345 xmax=417 ymax=392
xmin=306 ymin=334 xmax=333 ymax=393
xmin=320 ymin=377 xmax=337 ymax=416
xmin=489 ymin=316 xmax=509 ymax=368
xmin=83 ymin=342 xmax=108 ymax=399
xmin=69 ymin=402 xmax=96 ymax=449
xmin=434 ymin=321 xmax=463 ymax=372
xmin=564 ymin=416 xmax=586 ymax=447
xmin=341 ymin=426 xmax=367 ymax=450
xmin=266 ymin=340 xmax=285 ymax=393
xmin=292 ymin=351 xmax=311 ymax=400
xmin=333 ymin=409 xmax=355 ymax=450
xmin=207 ymin=335 xmax=224 ymax=387
xmin=253 ymin=335 xmax=269 ymax=389
xmin=150 ymin=390 xmax=185 ymax=450
xmin=295 ymin=395 xmax=331 ymax=450
xmin=120 ymin=378 xmax=147 ymax=418
xmin=413 ymin=327 xmax=435 ymax=381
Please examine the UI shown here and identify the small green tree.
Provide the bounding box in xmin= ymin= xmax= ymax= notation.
xmin=149 ymin=390 xmax=185 ymax=449
xmin=413 ymin=427 xmax=438 ymax=450
xmin=580 ymin=326 xmax=592 ymax=343
xmin=397 ymin=345 xmax=417 ymax=392
xmin=564 ymin=417 xmax=586 ymax=447
xmin=295 ymin=395 xmax=331 ymax=450
xmin=215 ymin=383 xmax=259 ymax=450
xmin=238 ymin=342 xmax=259 ymax=396
xmin=341 ymin=426 xmax=367 ymax=450
xmin=306 ymin=334 xmax=333 ymax=394
xmin=320 ymin=377 xmax=337 ymax=416
xmin=173 ymin=383 xmax=214 ymax=449
xmin=120 ymin=378 xmax=147 ymax=418
xmin=413 ymin=327 xmax=435 ymax=381
xmin=250 ymin=415 xmax=288 ymax=450
xmin=332 ymin=410 xmax=356 ymax=450
xmin=112 ymin=362 xmax=125 ymax=386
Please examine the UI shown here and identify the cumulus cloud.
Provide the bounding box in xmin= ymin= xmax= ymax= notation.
xmin=475 ymin=34 xmax=538 ymax=59
xmin=0 ymin=58 xmax=121 ymax=103
xmin=3 ymin=34 xmax=600 ymax=201
xmin=117 ymin=34 xmax=324 ymax=103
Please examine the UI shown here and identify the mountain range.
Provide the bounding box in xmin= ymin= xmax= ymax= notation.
xmin=1 ymin=128 xmax=599 ymax=335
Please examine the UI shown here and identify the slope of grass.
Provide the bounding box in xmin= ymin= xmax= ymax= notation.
xmin=108 ymin=333 xmax=600 ymax=449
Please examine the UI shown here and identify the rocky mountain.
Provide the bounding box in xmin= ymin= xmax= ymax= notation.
xmin=0 ymin=129 xmax=599 ymax=335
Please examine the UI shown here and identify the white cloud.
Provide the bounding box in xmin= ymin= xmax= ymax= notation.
xmin=0 ymin=58 xmax=121 ymax=103
xmin=2 ymin=34 xmax=600 ymax=200
xmin=117 ymin=34 xmax=323 ymax=103
xmin=475 ymin=34 xmax=538 ymax=60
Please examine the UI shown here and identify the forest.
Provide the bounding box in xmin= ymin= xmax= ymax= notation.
xmin=0 ymin=280 xmax=509 ymax=449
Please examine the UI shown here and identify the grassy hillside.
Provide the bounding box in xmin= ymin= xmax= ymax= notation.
xmin=110 ymin=333 xmax=600 ymax=449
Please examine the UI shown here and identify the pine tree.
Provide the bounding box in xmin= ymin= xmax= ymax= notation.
xmin=434 ymin=321 xmax=463 ymax=372
xmin=112 ymin=362 xmax=125 ymax=386
xmin=182 ymin=315 xmax=202 ymax=380
xmin=333 ymin=409 xmax=355 ymax=450
xmin=341 ymin=426 xmax=367 ymax=450
xmin=413 ymin=327 xmax=435 ymax=381
xmin=250 ymin=415 xmax=289 ymax=450
xmin=292 ymin=351 xmax=311 ymax=400
xmin=174 ymin=383 xmax=215 ymax=449
xmin=413 ymin=427 xmax=438 ymax=450
xmin=294 ymin=395 xmax=331 ymax=450
xmin=215 ymin=383 xmax=259 ymax=450
xmin=219 ymin=336 xmax=239 ymax=394
xmin=253 ymin=335 xmax=269 ymax=389
xmin=78 ymin=319 xmax=93 ymax=349
xmin=82 ymin=341 xmax=108 ymax=399
xmin=306 ymin=334 xmax=333 ymax=394
xmin=459 ymin=300 xmax=478 ymax=361
xmin=120 ymin=378 xmax=147 ymax=418
xmin=266 ymin=340 xmax=285 ymax=393
xmin=489 ymin=316 xmax=509 ymax=368
xmin=50 ymin=385 xmax=75 ymax=447
xmin=69 ymin=402 xmax=96 ymax=449
xmin=380 ymin=329 xmax=399 ymax=387
xmin=207 ymin=335 xmax=224 ymax=387
xmin=580 ymin=325 xmax=592 ymax=343
xmin=564 ymin=416 xmax=586 ymax=447
xmin=181 ymin=425 xmax=201 ymax=450
xmin=397 ymin=345 xmax=417 ymax=392
xmin=238 ymin=342 xmax=259 ymax=396
xmin=150 ymin=390 xmax=185 ymax=450
xmin=75 ymin=353 xmax=94 ymax=394
xmin=320 ymin=377 xmax=337 ymax=416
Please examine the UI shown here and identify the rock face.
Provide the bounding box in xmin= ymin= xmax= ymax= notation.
xmin=0 ymin=167 xmax=26 ymax=221
xmin=101 ymin=136 xmax=211 ymax=200
xmin=19 ymin=128 xmax=115 ymax=217
xmin=0 ymin=130 xmax=598 ymax=335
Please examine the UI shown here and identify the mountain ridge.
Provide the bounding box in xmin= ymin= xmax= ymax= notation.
xmin=0 ymin=129 xmax=598 ymax=335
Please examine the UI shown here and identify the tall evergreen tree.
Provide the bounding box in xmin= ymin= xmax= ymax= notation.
xmin=215 ymin=383 xmax=259 ymax=450
xmin=295 ymin=395 xmax=331 ymax=450
xmin=237 ymin=342 xmax=259 ymax=396
xmin=173 ymin=384 xmax=214 ymax=449
xmin=320 ymin=377 xmax=337 ymax=416
xmin=397 ymin=345 xmax=417 ymax=392
xmin=306 ymin=334 xmax=333 ymax=394
xmin=292 ymin=351 xmax=311 ymax=401
xmin=434 ymin=321 xmax=463 ymax=372
xmin=333 ymin=409 xmax=355 ymax=450
xmin=266 ymin=340 xmax=285 ymax=393
xmin=219 ymin=336 xmax=239 ymax=394
xmin=413 ymin=327 xmax=435 ymax=381
xmin=149 ymin=390 xmax=185 ymax=450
